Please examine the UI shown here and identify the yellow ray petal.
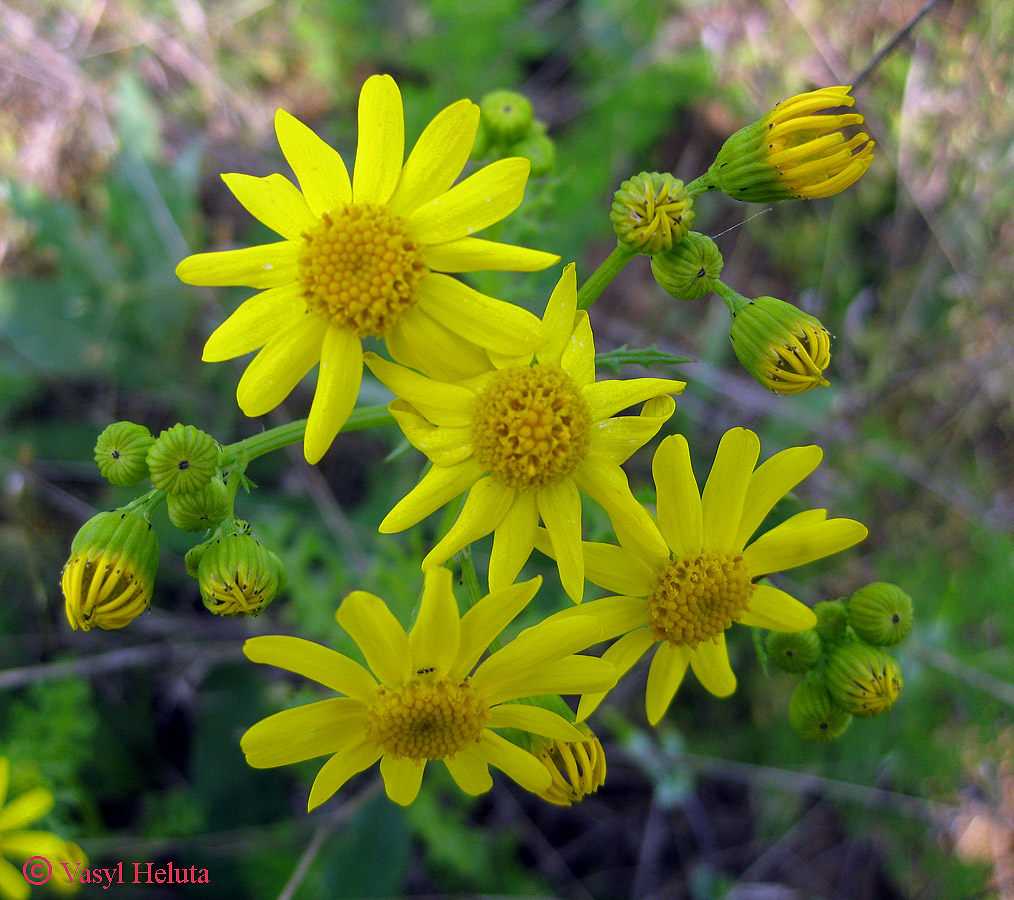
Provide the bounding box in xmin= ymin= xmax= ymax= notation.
xmin=364 ymin=352 xmax=477 ymax=426
xmin=380 ymin=754 xmax=426 ymax=806
xmin=474 ymin=730 xmax=551 ymax=795
xmin=573 ymin=455 xmax=669 ymax=568
xmin=742 ymin=517 xmax=867 ymax=576
xmin=307 ymin=740 xmax=383 ymax=811
xmin=274 ymin=109 xmax=352 ymax=216
xmin=408 ymin=567 xmax=460 ymax=677
xmin=645 ymin=642 xmax=692 ymax=725
xmin=701 ymin=428 xmax=760 ymax=554
xmin=582 ymin=541 xmax=657 ymax=596
xmin=487 ymin=705 xmax=584 ymax=743
xmin=387 ymin=305 xmax=492 ymax=381
xmin=445 ymin=751 xmax=492 ymax=795
xmin=1 ymin=831 xmax=68 ymax=862
xmin=405 ymin=157 xmax=531 ymax=245
xmin=221 ymin=172 xmax=317 ymax=241
xmin=417 ymin=273 xmax=546 ymax=356
xmin=537 ymin=263 xmax=578 ymax=368
xmin=734 ymin=445 xmax=823 ymax=549
xmin=0 ymin=787 xmax=52 ymax=831
xmin=653 ymin=434 xmax=703 ymax=558
xmin=235 ymin=313 xmax=328 ymax=416
xmin=380 ymin=458 xmax=484 ymax=534
xmin=0 ymin=757 xmax=8 ymax=807
xmin=424 ymin=237 xmax=559 ymax=273
xmin=590 ymin=395 xmax=676 ymax=465
xmin=304 ymin=326 xmax=364 ymax=463
xmin=203 ymin=282 xmax=306 ymax=362
xmin=561 ymin=310 xmax=596 ymax=387
xmin=488 ymin=491 xmax=539 ymax=591
xmin=689 ymin=635 xmax=737 ymax=697
xmin=423 ymin=477 xmax=515 ymax=568
xmin=387 ymin=98 xmax=478 ymax=217
xmin=489 ymin=656 xmax=617 ymax=711
xmin=0 ymin=856 xmax=30 ymax=900
xmin=243 ymin=635 xmax=377 ymax=703
xmin=582 ymin=377 xmax=686 ymax=421
xmin=739 ymin=584 xmax=817 ymax=631
xmin=544 ymin=594 xmax=648 ymax=641
xmin=240 ymin=698 xmax=367 ymax=767
xmin=536 ymin=479 xmax=585 ymax=603
xmin=387 ymin=400 xmax=473 ymax=466
xmin=335 ymin=590 xmax=412 ymax=687
xmin=454 ymin=576 xmax=542 ymax=677
xmin=176 ymin=242 xmax=298 ymax=288
xmin=575 ymin=628 xmax=656 ymax=721
xmin=352 ymin=74 xmax=404 ymax=206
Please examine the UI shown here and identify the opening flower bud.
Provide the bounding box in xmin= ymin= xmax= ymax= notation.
xmin=789 ymin=676 xmax=852 ymax=742
xmin=651 ymin=231 xmax=724 ymax=301
xmin=847 ymin=582 xmax=914 ymax=646
xmin=62 ymin=510 xmax=159 ymax=631
xmin=825 ymin=640 xmax=903 ymax=718
xmin=766 ymin=628 xmax=822 ymax=674
xmin=610 ymin=172 xmax=694 ymax=254
xmin=532 ymin=722 xmax=607 ymax=807
xmin=197 ymin=532 xmax=285 ymax=617
xmin=94 ymin=421 xmax=154 ymax=487
xmin=147 ymin=424 xmax=221 ymax=495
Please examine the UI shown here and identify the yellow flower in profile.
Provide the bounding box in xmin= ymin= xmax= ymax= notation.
xmin=176 ymin=74 xmax=558 ymax=463
xmin=0 ymin=758 xmax=84 ymax=900
xmin=707 ymin=86 xmax=874 ymax=202
xmin=240 ymin=568 xmax=615 ymax=809
xmin=540 ymin=428 xmax=868 ymax=725
xmin=364 ymin=263 xmax=686 ymax=603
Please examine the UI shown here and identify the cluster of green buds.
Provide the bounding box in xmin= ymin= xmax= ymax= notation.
xmin=765 ymin=582 xmax=913 ymax=742
xmin=471 ymin=89 xmax=556 ymax=176
xmin=61 ymin=420 xmax=288 ymax=630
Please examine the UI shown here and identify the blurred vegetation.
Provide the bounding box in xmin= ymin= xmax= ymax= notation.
xmin=2 ymin=0 xmax=1012 ymax=897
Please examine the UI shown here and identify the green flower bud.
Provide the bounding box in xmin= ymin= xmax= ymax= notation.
xmin=766 ymin=628 xmax=822 ymax=673
xmin=94 ymin=421 xmax=154 ymax=487
xmin=146 ymin=424 xmax=220 ymax=495
xmin=470 ymin=117 xmax=493 ymax=160
xmin=197 ymin=532 xmax=285 ymax=617
xmin=814 ymin=599 xmax=849 ymax=644
xmin=825 ymin=640 xmax=903 ymax=718
xmin=726 ymin=292 xmax=832 ymax=395
xmin=848 ymin=582 xmax=914 ymax=646
xmin=167 ymin=476 xmax=230 ymax=532
xmin=508 ymin=122 xmax=555 ymax=177
xmin=789 ymin=676 xmax=852 ymax=741
xmin=705 ymin=86 xmax=874 ymax=202
xmin=61 ymin=510 xmax=159 ymax=631
xmin=650 ymin=231 xmax=724 ymax=301
xmin=610 ymin=172 xmax=694 ymax=254
xmin=479 ymin=89 xmax=534 ymax=144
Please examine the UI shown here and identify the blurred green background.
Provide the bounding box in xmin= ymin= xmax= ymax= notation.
xmin=2 ymin=0 xmax=1012 ymax=897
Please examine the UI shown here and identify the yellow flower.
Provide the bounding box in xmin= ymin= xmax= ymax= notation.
xmin=540 ymin=428 xmax=868 ymax=725
xmin=707 ymin=86 xmax=874 ymax=202
xmin=0 ymin=758 xmax=83 ymax=900
xmin=531 ymin=721 xmax=607 ymax=806
xmin=364 ymin=263 xmax=686 ymax=603
xmin=240 ymin=568 xmax=615 ymax=808
xmin=176 ymin=74 xmax=559 ymax=463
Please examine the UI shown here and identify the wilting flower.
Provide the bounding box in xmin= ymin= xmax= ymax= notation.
xmin=177 ymin=74 xmax=559 ymax=462
xmin=240 ymin=568 xmax=615 ymax=808
xmin=364 ymin=263 xmax=685 ymax=602
xmin=540 ymin=428 xmax=868 ymax=724
xmin=531 ymin=721 xmax=607 ymax=806
xmin=705 ymin=85 xmax=874 ymax=202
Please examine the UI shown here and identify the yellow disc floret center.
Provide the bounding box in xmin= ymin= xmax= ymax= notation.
xmin=471 ymin=364 xmax=592 ymax=492
xmin=365 ymin=676 xmax=488 ymax=761
xmin=647 ymin=552 xmax=754 ymax=648
xmin=297 ymin=203 xmax=428 ymax=337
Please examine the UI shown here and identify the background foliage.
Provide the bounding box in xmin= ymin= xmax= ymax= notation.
xmin=2 ymin=0 xmax=1012 ymax=897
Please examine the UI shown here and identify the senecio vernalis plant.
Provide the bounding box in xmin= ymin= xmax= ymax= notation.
xmin=59 ymin=77 xmax=906 ymax=812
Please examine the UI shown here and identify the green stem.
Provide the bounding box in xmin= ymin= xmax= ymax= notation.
xmin=685 ymin=171 xmax=718 ymax=198
xmin=576 ymin=245 xmax=637 ymax=310
xmin=122 ymin=489 xmax=165 ymax=520
xmin=712 ymin=279 xmax=750 ymax=316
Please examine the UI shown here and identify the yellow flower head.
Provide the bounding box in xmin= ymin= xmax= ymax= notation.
xmin=240 ymin=568 xmax=615 ymax=808
xmin=708 ymin=86 xmax=874 ymax=202
xmin=540 ymin=428 xmax=868 ymax=725
xmin=0 ymin=758 xmax=85 ymax=900
xmin=176 ymin=74 xmax=560 ymax=463
xmin=364 ymin=263 xmax=686 ymax=603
